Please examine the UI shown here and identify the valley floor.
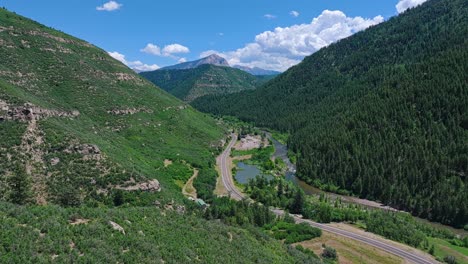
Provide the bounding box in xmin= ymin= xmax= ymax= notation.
xmin=216 ymin=133 xmax=440 ymax=264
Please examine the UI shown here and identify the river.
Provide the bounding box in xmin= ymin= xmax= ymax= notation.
xmin=269 ymin=135 xmax=349 ymax=197
xmin=268 ymin=136 xmax=322 ymax=195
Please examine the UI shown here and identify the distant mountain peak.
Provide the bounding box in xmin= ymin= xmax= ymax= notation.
xmin=155 ymin=54 xmax=280 ymax=76
xmin=200 ymin=54 xmax=230 ymax=67
xmin=205 ymin=53 xmax=225 ymax=61
xmin=160 ymin=54 xmax=229 ymax=70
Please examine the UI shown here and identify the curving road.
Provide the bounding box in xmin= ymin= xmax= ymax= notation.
xmin=218 ymin=134 xmax=438 ymax=264
xmin=219 ymin=134 xmax=244 ymax=200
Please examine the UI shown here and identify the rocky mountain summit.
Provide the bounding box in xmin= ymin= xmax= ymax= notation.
xmin=160 ymin=54 xmax=230 ymax=70
xmin=156 ymin=54 xmax=280 ymax=76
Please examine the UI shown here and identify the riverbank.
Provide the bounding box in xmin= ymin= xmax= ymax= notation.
xmin=230 ymin=131 xmax=468 ymax=241
xmin=267 ymin=133 xmax=468 ymax=238
xmin=268 ymin=134 xmax=399 ymax=212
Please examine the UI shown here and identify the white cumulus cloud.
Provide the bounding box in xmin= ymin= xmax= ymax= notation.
xmin=108 ymin=51 xmax=126 ymax=64
xmin=129 ymin=61 xmax=160 ymax=72
xmin=396 ymin=0 xmax=428 ymax=14
xmin=162 ymin=44 xmax=190 ymax=56
xmin=108 ymin=51 xmax=159 ymax=72
xmin=141 ymin=43 xmax=190 ymax=58
xmin=140 ymin=43 xmax=161 ymax=56
xmin=264 ymin=14 xmax=277 ymax=20
xmin=199 ymin=50 xmax=220 ymax=59
xmin=96 ymin=1 xmax=122 ymax=11
xmin=202 ymin=10 xmax=383 ymax=72
xmin=139 ymin=43 xmax=190 ymax=64
xmin=290 ymin=11 xmax=300 ymax=17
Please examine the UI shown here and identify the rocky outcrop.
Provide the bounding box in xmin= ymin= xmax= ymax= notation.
xmin=114 ymin=72 xmax=138 ymax=81
xmin=0 ymin=100 xmax=80 ymax=205
xmin=116 ymin=179 xmax=161 ymax=192
xmin=74 ymin=144 xmax=100 ymax=155
xmin=107 ymin=107 xmax=153 ymax=116
xmin=109 ymin=221 xmax=125 ymax=234
xmin=64 ymin=144 xmax=102 ymax=161
xmin=0 ymin=101 xmax=79 ymax=122
xmin=50 ymin=157 xmax=60 ymax=166
xmin=69 ymin=218 xmax=90 ymax=226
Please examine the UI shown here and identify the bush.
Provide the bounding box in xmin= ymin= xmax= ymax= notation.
xmin=428 ymin=245 xmax=435 ymax=255
xmin=193 ymin=168 xmax=218 ymax=202
xmin=283 ymin=213 xmax=295 ymax=223
xmin=321 ymin=245 xmax=338 ymax=260
xmin=449 ymin=239 xmax=465 ymax=247
xmin=365 ymin=211 xmax=425 ymax=248
xmin=266 ymin=221 xmax=322 ymax=244
xmin=286 ymin=245 xmax=322 ymax=264
xmin=112 ymin=190 xmax=124 ymax=206
xmin=443 ymin=255 xmax=457 ymax=264
xmin=295 ymin=245 xmax=319 ymax=259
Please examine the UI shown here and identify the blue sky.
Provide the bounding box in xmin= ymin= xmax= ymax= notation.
xmin=1 ymin=0 xmax=427 ymax=71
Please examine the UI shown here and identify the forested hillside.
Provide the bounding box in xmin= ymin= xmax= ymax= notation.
xmin=233 ymin=65 xmax=281 ymax=76
xmin=192 ymin=0 xmax=468 ymax=227
xmin=140 ymin=64 xmax=263 ymax=102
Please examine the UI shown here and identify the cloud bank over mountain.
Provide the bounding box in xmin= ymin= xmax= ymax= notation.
xmin=202 ymin=10 xmax=383 ymax=71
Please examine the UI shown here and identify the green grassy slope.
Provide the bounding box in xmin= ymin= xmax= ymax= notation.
xmin=140 ymin=64 xmax=262 ymax=102
xmin=192 ymin=0 xmax=468 ymax=227
xmin=0 ymin=8 xmax=225 ymax=205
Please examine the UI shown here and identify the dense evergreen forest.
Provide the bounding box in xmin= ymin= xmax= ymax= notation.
xmin=192 ymin=0 xmax=468 ymax=227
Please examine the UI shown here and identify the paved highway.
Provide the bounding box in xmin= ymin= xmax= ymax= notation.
xmin=219 ymin=134 xmax=244 ymax=200
xmin=271 ymin=209 xmax=437 ymax=264
xmin=218 ymin=133 xmax=438 ymax=264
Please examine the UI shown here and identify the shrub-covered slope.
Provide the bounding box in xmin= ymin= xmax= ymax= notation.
xmin=192 ymin=0 xmax=468 ymax=227
xmin=141 ymin=64 xmax=262 ymax=102
xmin=0 ymin=202 xmax=310 ymax=263
xmin=0 ymin=8 xmax=225 ymax=206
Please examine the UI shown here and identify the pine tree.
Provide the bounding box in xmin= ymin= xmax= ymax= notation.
xmin=290 ymin=190 xmax=305 ymax=214
xmin=8 ymin=165 xmax=31 ymax=205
